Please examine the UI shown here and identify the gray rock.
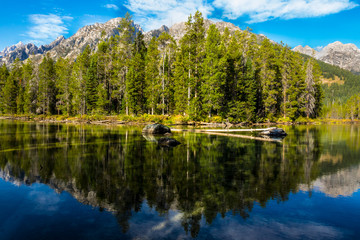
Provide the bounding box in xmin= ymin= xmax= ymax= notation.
xmin=260 ymin=128 xmax=287 ymax=137
xmin=142 ymin=123 xmax=171 ymax=134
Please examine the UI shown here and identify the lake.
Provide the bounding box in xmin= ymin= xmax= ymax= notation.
xmin=0 ymin=120 xmax=359 ymax=239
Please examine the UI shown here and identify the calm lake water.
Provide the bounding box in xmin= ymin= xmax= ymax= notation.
xmin=0 ymin=120 xmax=360 ymax=240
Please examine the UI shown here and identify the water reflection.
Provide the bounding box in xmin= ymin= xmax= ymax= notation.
xmin=0 ymin=121 xmax=360 ymax=238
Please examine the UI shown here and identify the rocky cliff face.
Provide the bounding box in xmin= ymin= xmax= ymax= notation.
xmin=29 ymin=18 xmax=142 ymax=64
xmin=0 ymin=41 xmax=25 ymax=58
xmin=292 ymin=45 xmax=317 ymax=57
xmin=293 ymin=41 xmax=360 ymax=73
xmin=0 ymin=37 xmax=65 ymax=65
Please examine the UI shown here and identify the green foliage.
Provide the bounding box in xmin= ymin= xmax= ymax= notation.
xmin=23 ymin=60 xmax=36 ymax=114
xmin=0 ymin=64 xmax=10 ymax=113
xmin=55 ymin=57 xmax=72 ymax=115
xmin=37 ymin=53 xmax=56 ymax=115
xmin=145 ymin=37 xmax=161 ymax=114
xmin=201 ymin=24 xmax=226 ymax=118
xmin=2 ymin=68 xmax=19 ymax=114
xmin=86 ymin=55 xmax=99 ymax=113
xmin=0 ymin=11 xmax=327 ymax=122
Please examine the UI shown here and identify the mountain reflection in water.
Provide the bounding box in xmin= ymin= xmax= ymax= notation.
xmin=0 ymin=120 xmax=360 ymax=239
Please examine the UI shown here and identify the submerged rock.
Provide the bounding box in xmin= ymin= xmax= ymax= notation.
xmin=260 ymin=128 xmax=287 ymax=137
xmin=142 ymin=134 xmax=158 ymax=142
xmin=142 ymin=124 xmax=171 ymax=134
xmin=158 ymin=138 xmax=181 ymax=147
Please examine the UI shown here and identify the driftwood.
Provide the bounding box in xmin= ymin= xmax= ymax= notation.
xmin=171 ymin=127 xmax=283 ymax=143
xmin=203 ymin=132 xmax=281 ymax=143
xmin=171 ymin=127 xmax=277 ymax=133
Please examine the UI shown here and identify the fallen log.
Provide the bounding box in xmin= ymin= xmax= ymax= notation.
xmin=171 ymin=127 xmax=285 ymax=142
xmin=202 ymin=132 xmax=282 ymax=143
xmin=171 ymin=127 xmax=278 ymax=133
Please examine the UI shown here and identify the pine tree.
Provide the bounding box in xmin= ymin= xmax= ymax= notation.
xmin=286 ymin=51 xmax=306 ymax=120
xmin=10 ymin=59 xmax=25 ymax=114
xmin=157 ymin=32 xmax=176 ymax=115
xmin=23 ymin=60 xmax=35 ymax=114
xmin=86 ymin=54 xmax=99 ymax=113
xmin=256 ymin=39 xmax=282 ymax=120
xmin=96 ymin=41 xmax=111 ymax=113
xmin=2 ymin=75 xmax=18 ymax=114
xmin=2 ymin=59 xmax=22 ymax=114
xmin=37 ymin=54 xmax=56 ymax=115
xmin=55 ymin=57 xmax=72 ymax=115
xmin=304 ymin=58 xmax=323 ymax=118
xmin=145 ymin=37 xmax=161 ymax=114
xmin=0 ymin=64 xmax=9 ymax=113
xmin=201 ymin=24 xmax=226 ymax=118
xmin=243 ymin=59 xmax=257 ymax=121
xmin=126 ymin=32 xmax=146 ymax=115
xmin=71 ymin=46 xmax=90 ymax=115
xmin=177 ymin=11 xmax=205 ymax=118
xmin=173 ymin=52 xmax=188 ymax=114
xmin=225 ymin=33 xmax=248 ymax=121
xmin=116 ymin=12 xmax=135 ymax=115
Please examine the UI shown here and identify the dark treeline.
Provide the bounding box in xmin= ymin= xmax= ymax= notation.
xmin=0 ymin=12 xmax=323 ymax=122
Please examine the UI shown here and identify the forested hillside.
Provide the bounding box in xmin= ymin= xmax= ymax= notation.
xmin=0 ymin=12 xmax=322 ymax=122
xmin=304 ymin=55 xmax=360 ymax=119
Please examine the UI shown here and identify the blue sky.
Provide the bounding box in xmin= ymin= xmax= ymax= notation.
xmin=1 ymin=0 xmax=360 ymax=50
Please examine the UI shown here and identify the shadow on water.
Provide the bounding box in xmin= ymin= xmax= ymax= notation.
xmin=1 ymin=120 xmax=360 ymax=238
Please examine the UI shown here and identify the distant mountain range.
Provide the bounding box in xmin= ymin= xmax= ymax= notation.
xmin=0 ymin=18 xmax=242 ymax=67
xmin=1 ymin=17 xmax=359 ymax=74
xmin=293 ymin=41 xmax=360 ymax=73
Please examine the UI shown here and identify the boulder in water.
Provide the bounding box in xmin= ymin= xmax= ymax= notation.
xmin=142 ymin=124 xmax=171 ymax=134
xmin=260 ymin=128 xmax=287 ymax=137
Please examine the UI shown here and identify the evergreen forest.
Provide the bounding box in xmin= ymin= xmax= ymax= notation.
xmin=0 ymin=12 xmax=326 ymax=122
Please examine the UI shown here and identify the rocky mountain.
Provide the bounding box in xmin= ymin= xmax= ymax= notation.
xmin=0 ymin=18 xmax=143 ymax=66
xmin=0 ymin=36 xmax=65 ymax=65
xmin=0 ymin=41 xmax=24 ymax=57
xmin=293 ymin=41 xmax=360 ymax=73
xmin=292 ymin=45 xmax=317 ymax=57
xmin=168 ymin=19 xmax=241 ymax=42
xmin=144 ymin=25 xmax=170 ymax=42
xmin=29 ymin=18 xmax=143 ymax=64
xmin=0 ymin=17 xmax=262 ymax=66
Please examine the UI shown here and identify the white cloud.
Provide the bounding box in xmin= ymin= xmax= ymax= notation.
xmin=104 ymin=4 xmax=119 ymax=10
xmin=124 ymin=0 xmax=213 ymax=31
xmin=27 ymin=14 xmax=73 ymax=45
xmin=213 ymin=0 xmax=358 ymax=23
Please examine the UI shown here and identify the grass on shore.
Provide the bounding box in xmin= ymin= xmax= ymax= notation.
xmin=1 ymin=113 xmax=359 ymax=125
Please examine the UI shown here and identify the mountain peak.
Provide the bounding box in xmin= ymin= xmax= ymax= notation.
xmin=293 ymin=41 xmax=360 ymax=73
xmin=293 ymin=45 xmax=317 ymax=56
xmin=16 ymin=41 xmax=24 ymax=47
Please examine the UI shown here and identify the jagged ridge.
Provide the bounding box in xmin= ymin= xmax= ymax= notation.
xmin=293 ymin=41 xmax=360 ymax=73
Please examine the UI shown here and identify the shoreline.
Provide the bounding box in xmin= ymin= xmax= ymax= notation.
xmin=0 ymin=115 xmax=359 ymax=127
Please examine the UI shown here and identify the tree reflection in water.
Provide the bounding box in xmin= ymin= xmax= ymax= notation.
xmin=1 ymin=121 xmax=359 ymax=237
